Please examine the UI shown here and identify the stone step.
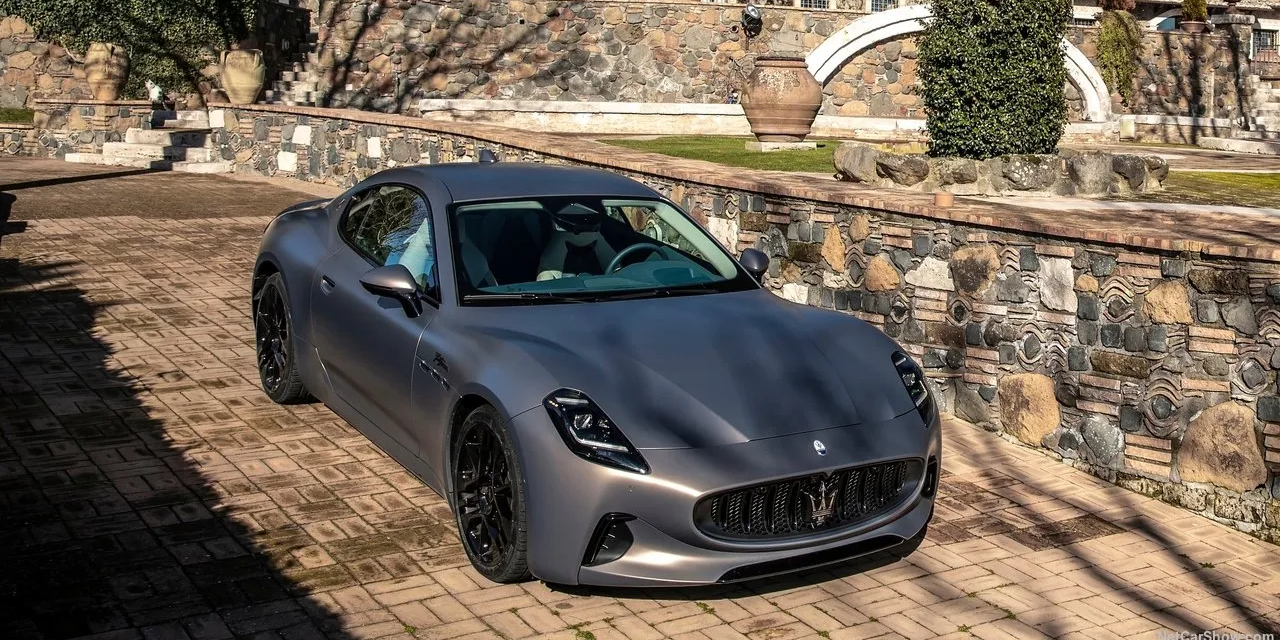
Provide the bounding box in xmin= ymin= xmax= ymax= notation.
xmin=65 ymin=153 xmax=175 ymax=170
xmin=1198 ymin=136 xmax=1280 ymax=155
xmin=1238 ymin=130 xmax=1280 ymax=141
xmin=125 ymin=127 xmax=211 ymax=146
xmin=101 ymin=142 xmax=217 ymax=162
xmin=172 ymin=160 xmax=233 ymax=174
xmin=152 ymin=109 xmax=210 ymax=128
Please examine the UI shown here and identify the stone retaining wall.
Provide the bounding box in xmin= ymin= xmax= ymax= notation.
xmin=29 ymin=100 xmax=154 ymax=157
xmin=0 ymin=16 xmax=90 ymax=109
xmin=27 ymin=101 xmax=1280 ymax=543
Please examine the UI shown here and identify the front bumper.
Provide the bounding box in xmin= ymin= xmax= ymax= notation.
xmin=508 ymin=407 xmax=942 ymax=586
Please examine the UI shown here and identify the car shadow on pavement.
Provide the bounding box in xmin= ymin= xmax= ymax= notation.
xmin=0 ymin=256 xmax=358 ymax=640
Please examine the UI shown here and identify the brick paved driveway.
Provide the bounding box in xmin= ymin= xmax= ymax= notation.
xmin=2 ymin=159 xmax=1279 ymax=640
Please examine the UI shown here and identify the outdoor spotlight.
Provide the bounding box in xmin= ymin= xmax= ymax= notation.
xmin=741 ymin=3 xmax=763 ymax=38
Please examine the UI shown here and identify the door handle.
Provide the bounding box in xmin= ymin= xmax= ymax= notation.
xmin=320 ymin=275 xmax=336 ymax=294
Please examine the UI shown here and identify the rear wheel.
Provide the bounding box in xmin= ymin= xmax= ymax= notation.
xmin=253 ymin=273 xmax=310 ymax=404
xmin=451 ymin=405 xmax=531 ymax=583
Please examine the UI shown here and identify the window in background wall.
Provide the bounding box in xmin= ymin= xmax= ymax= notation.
xmin=800 ymin=0 xmax=831 ymax=8
xmin=871 ymin=0 xmax=898 ymax=12
xmin=1255 ymin=30 xmax=1278 ymax=57
xmin=1072 ymin=17 xmax=1097 ymax=27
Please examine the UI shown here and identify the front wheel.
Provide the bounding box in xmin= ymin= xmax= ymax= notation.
xmin=451 ymin=405 xmax=531 ymax=583
xmin=253 ymin=272 xmax=310 ymax=404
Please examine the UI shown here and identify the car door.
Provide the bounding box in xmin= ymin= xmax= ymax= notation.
xmin=312 ymin=183 xmax=442 ymax=453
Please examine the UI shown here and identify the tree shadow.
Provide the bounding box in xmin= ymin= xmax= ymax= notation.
xmin=959 ymin=422 xmax=1280 ymax=636
xmin=314 ymin=0 xmax=645 ymax=113
xmin=1137 ymin=31 xmax=1230 ymax=144
xmin=0 ymin=255 xmax=359 ymax=638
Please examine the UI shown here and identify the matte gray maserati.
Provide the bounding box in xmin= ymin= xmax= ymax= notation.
xmin=251 ymin=156 xmax=941 ymax=587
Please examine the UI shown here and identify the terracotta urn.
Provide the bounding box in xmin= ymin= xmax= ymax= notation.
xmin=741 ymin=56 xmax=823 ymax=142
xmin=84 ymin=43 xmax=130 ymax=101
xmin=1180 ymin=20 xmax=1206 ymax=34
xmin=221 ymin=49 xmax=266 ymax=105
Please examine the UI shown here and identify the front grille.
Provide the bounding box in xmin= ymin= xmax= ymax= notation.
xmin=694 ymin=459 xmax=923 ymax=541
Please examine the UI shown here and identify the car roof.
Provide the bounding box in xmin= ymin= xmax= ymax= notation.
xmin=402 ymin=162 xmax=663 ymax=203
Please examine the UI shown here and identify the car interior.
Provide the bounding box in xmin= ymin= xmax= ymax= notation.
xmin=453 ymin=199 xmax=703 ymax=291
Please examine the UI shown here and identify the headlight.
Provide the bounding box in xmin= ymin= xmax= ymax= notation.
xmin=544 ymin=389 xmax=650 ymax=474
xmin=892 ymin=351 xmax=935 ymax=425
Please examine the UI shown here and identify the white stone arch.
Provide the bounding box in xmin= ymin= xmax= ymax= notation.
xmin=806 ymin=4 xmax=1113 ymax=122
xmin=1147 ymin=8 xmax=1180 ymax=30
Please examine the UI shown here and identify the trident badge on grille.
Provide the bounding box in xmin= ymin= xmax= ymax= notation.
xmin=804 ymin=478 xmax=839 ymax=525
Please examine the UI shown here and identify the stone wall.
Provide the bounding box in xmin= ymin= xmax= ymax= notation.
xmin=1067 ymin=26 xmax=1249 ymax=124
xmin=27 ymin=101 xmax=1280 ymax=542
xmin=0 ymin=16 xmax=90 ymax=109
xmin=311 ymin=0 xmax=853 ymax=110
xmin=29 ymin=100 xmax=154 ymax=157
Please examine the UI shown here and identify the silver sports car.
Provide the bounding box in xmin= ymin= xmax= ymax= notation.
xmin=252 ymin=156 xmax=941 ymax=587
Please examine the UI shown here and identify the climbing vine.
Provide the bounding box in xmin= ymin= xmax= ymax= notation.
xmin=1097 ymin=9 xmax=1142 ymax=105
xmin=0 ymin=0 xmax=258 ymax=98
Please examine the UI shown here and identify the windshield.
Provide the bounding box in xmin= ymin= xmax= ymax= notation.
xmin=450 ymin=196 xmax=757 ymax=304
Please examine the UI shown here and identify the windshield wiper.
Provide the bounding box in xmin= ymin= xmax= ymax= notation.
xmin=596 ymin=284 xmax=724 ymax=301
xmin=462 ymin=292 xmax=592 ymax=303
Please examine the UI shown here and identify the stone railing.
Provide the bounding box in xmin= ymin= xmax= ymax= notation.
xmin=26 ymin=100 xmax=1280 ymax=543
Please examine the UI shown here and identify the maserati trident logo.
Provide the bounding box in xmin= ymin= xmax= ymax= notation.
xmin=804 ymin=478 xmax=839 ymax=525
xmin=813 ymin=440 xmax=827 ymax=456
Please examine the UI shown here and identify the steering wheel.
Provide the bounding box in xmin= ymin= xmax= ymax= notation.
xmin=606 ymin=242 xmax=673 ymax=274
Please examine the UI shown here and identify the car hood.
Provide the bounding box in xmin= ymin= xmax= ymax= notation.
xmin=456 ymin=289 xmax=917 ymax=449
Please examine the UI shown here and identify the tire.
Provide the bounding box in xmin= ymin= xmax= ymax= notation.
xmin=253 ymin=272 xmax=310 ymax=404
xmin=451 ymin=405 xmax=531 ymax=583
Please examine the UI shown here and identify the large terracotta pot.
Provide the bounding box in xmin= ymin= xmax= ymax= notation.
xmin=1180 ymin=20 xmax=1206 ymax=33
xmin=84 ymin=43 xmax=130 ymax=101
xmin=741 ymin=56 xmax=823 ymax=142
xmin=221 ymin=49 xmax=266 ymax=105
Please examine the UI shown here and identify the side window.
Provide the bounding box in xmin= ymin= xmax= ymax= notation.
xmin=341 ymin=185 xmax=438 ymax=295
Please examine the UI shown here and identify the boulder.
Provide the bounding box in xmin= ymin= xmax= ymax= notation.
xmin=1067 ymin=152 xmax=1114 ymax=196
xmin=1143 ymin=280 xmax=1193 ymax=324
xmin=998 ymin=373 xmax=1061 ymax=446
xmin=950 ymin=245 xmax=999 ymax=296
xmin=936 ymin=157 xmax=978 ymax=186
xmin=1081 ymin=414 xmax=1124 ymax=469
xmin=1002 ymin=155 xmax=1057 ymax=191
xmin=1178 ymin=401 xmax=1268 ymax=492
xmin=834 ymin=143 xmax=879 ymax=184
xmin=1112 ymin=154 xmax=1149 ymax=190
xmin=1038 ymin=258 xmax=1077 ymax=313
xmin=1143 ymin=155 xmax=1169 ymax=182
xmin=864 ymin=255 xmax=900 ymax=292
xmin=876 ymin=153 xmax=930 ymax=186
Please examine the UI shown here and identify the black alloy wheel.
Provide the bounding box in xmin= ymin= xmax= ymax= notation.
xmin=253 ymin=273 xmax=308 ymax=404
xmin=452 ymin=406 xmax=530 ymax=582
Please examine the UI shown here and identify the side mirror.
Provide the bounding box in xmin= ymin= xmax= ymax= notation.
xmin=739 ymin=248 xmax=769 ymax=283
xmin=360 ymin=264 xmax=423 ymax=318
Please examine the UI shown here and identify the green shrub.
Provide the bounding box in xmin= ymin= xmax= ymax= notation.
xmin=917 ymin=0 xmax=1073 ymax=159
xmin=1097 ymin=10 xmax=1142 ymax=104
xmin=0 ymin=0 xmax=258 ymax=98
xmin=1182 ymin=0 xmax=1207 ymax=22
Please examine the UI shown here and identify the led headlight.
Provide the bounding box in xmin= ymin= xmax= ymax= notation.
xmin=544 ymin=389 xmax=650 ymax=474
xmin=892 ymin=351 xmax=935 ymax=425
